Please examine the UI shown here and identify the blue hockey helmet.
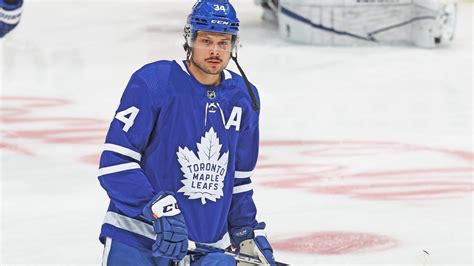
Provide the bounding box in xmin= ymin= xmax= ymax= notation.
xmin=186 ymin=0 xmax=240 ymax=37
xmin=183 ymin=1 xmax=259 ymax=112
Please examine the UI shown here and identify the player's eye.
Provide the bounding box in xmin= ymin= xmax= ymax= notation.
xmin=201 ymin=39 xmax=212 ymax=45
xmin=218 ymin=41 xmax=230 ymax=48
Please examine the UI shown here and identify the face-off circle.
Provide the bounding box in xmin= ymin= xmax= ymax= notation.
xmin=257 ymin=140 xmax=473 ymax=202
xmin=272 ymin=231 xmax=398 ymax=255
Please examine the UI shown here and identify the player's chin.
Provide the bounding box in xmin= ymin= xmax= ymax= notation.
xmin=205 ymin=66 xmax=224 ymax=75
xmin=206 ymin=62 xmax=222 ymax=70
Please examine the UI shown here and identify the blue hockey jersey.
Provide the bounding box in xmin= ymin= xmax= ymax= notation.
xmin=98 ymin=60 xmax=260 ymax=251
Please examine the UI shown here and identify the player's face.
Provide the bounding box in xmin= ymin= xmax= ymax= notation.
xmin=190 ymin=31 xmax=233 ymax=75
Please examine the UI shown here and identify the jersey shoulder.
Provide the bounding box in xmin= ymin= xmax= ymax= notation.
xmin=225 ymin=69 xmax=257 ymax=90
xmin=224 ymin=69 xmax=260 ymax=106
xmin=131 ymin=60 xmax=182 ymax=96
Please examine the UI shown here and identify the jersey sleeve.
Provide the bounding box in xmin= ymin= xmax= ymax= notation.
xmin=228 ymin=85 xmax=261 ymax=231
xmin=98 ymin=71 xmax=159 ymax=218
xmin=0 ymin=0 xmax=23 ymax=38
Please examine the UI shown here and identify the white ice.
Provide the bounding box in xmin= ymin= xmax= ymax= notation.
xmin=1 ymin=0 xmax=472 ymax=265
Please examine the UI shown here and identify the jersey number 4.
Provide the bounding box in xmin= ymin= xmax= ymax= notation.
xmin=115 ymin=106 xmax=140 ymax=132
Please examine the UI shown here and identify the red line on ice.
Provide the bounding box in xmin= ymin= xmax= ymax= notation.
xmin=272 ymin=231 xmax=398 ymax=255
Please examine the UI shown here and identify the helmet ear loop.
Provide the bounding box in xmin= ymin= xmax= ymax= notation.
xmin=183 ymin=25 xmax=195 ymax=62
xmin=185 ymin=38 xmax=193 ymax=62
xmin=231 ymin=36 xmax=240 ymax=60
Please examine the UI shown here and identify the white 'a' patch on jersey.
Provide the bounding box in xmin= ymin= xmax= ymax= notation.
xmin=176 ymin=127 xmax=228 ymax=204
xmin=205 ymin=103 xmax=242 ymax=131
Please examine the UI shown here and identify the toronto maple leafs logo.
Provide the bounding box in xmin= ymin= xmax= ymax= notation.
xmin=177 ymin=127 xmax=229 ymax=204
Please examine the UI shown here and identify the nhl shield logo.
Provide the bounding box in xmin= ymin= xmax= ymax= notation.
xmin=207 ymin=90 xmax=216 ymax=100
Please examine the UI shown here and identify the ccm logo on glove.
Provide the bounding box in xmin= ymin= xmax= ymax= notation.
xmin=151 ymin=194 xmax=181 ymax=219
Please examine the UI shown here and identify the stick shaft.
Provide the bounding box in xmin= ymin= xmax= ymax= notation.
xmin=187 ymin=241 xmax=289 ymax=266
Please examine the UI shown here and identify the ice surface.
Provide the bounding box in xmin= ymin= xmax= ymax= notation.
xmin=1 ymin=0 xmax=472 ymax=265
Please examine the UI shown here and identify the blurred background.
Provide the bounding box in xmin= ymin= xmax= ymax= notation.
xmin=1 ymin=0 xmax=472 ymax=265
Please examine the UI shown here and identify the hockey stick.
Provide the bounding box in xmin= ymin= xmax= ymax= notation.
xmin=188 ymin=241 xmax=289 ymax=266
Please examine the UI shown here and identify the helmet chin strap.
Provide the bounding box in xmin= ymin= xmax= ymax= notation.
xmin=231 ymin=51 xmax=260 ymax=112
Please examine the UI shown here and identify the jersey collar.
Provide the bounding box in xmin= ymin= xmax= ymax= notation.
xmin=175 ymin=60 xmax=232 ymax=81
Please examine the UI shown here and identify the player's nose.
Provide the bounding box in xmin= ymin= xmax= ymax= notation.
xmin=210 ymin=48 xmax=220 ymax=56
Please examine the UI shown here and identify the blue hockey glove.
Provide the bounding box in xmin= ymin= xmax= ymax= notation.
xmin=143 ymin=192 xmax=188 ymax=261
xmin=230 ymin=222 xmax=276 ymax=265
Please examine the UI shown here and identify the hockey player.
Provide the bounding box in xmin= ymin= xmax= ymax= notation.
xmin=98 ymin=0 xmax=275 ymax=265
xmin=0 ymin=0 xmax=22 ymax=38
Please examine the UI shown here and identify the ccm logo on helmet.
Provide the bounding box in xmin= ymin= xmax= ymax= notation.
xmin=211 ymin=20 xmax=229 ymax=25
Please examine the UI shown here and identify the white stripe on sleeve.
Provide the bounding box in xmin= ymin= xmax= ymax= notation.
xmin=235 ymin=170 xmax=253 ymax=179
xmin=233 ymin=183 xmax=253 ymax=194
xmin=198 ymin=233 xmax=231 ymax=250
xmin=102 ymin=212 xmax=232 ymax=249
xmin=103 ymin=143 xmax=142 ymax=161
xmin=103 ymin=211 xmax=155 ymax=239
xmin=98 ymin=162 xmax=140 ymax=176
